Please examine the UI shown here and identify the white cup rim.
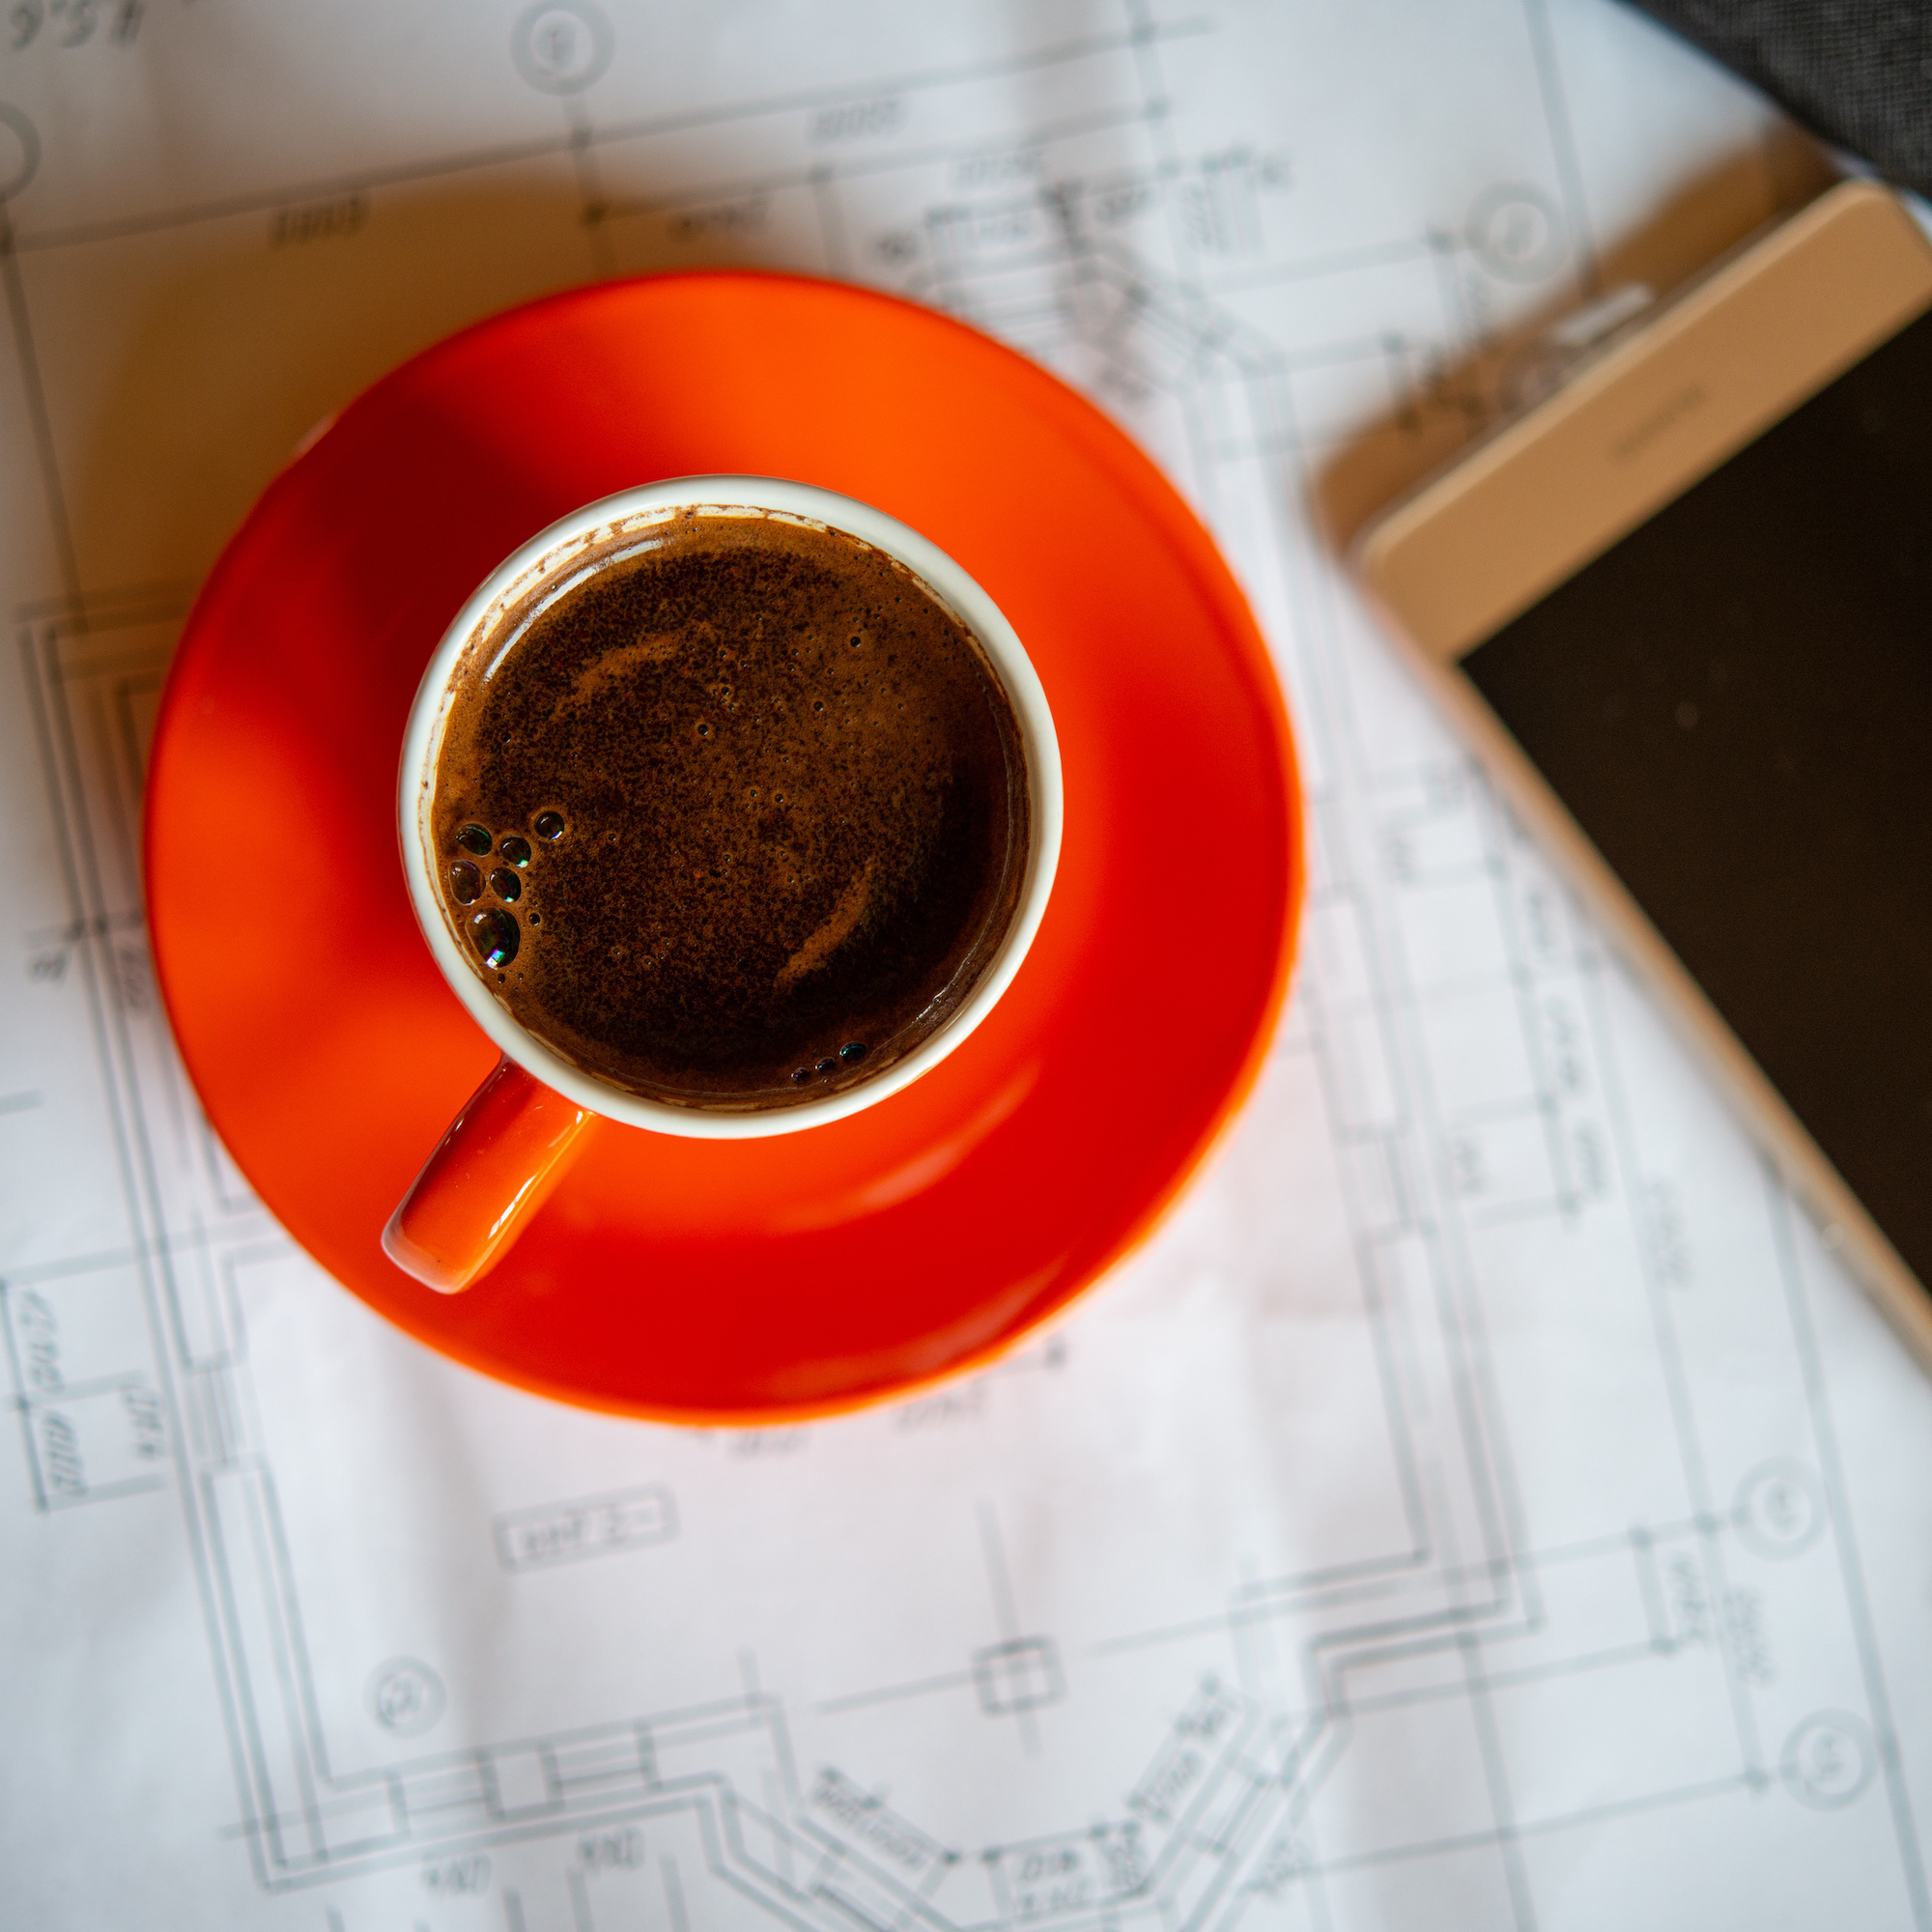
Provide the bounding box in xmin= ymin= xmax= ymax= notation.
xmin=397 ymin=476 xmax=1063 ymax=1139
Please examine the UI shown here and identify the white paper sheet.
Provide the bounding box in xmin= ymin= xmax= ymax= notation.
xmin=6 ymin=3 xmax=1932 ymax=1927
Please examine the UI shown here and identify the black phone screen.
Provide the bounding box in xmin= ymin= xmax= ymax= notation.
xmin=1463 ymin=304 xmax=1932 ymax=1287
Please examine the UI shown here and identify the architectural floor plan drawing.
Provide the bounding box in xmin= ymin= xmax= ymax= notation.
xmin=6 ymin=3 xmax=1932 ymax=1927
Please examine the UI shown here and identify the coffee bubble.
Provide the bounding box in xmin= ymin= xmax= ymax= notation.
xmin=838 ymin=1042 xmax=868 ymax=1064
xmin=469 ymin=907 xmax=520 ymax=969
xmin=498 ymin=835 xmax=532 ymax=867
xmin=449 ymin=861 xmax=483 ymax=904
xmin=457 ymin=823 xmax=493 ymax=855
xmin=490 ymin=868 xmax=523 ymax=903
xmin=534 ymin=811 xmax=565 ymax=840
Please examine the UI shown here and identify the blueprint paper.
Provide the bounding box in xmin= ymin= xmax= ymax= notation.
xmin=5 ymin=2 xmax=1932 ymax=1928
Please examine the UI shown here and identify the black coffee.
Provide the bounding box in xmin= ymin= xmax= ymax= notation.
xmin=428 ymin=510 xmax=1030 ymax=1109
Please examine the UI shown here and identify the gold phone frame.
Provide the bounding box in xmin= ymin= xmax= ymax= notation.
xmin=1356 ymin=180 xmax=1932 ymax=1368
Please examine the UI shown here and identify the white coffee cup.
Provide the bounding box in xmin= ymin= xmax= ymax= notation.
xmin=384 ymin=477 xmax=1062 ymax=1291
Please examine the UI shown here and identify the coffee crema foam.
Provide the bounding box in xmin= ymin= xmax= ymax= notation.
xmin=428 ymin=510 xmax=1030 ymax=1109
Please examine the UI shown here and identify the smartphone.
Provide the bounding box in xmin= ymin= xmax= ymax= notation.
xmin=1356 ymin=180 xmax=1932 ymax=1366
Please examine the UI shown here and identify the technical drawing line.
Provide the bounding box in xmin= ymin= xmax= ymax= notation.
xmin=13 ymin=576 xmax=193 ymax=621
xmin=1575 ymin=931 xmax=1768 ymax=1781
xmin=0 ymin=1283 xmax=49 ymax=1513
xmin=1460 ymin=1634 xmax=1539 ymax=1932
xmin=561 ymin=93 xmax=616 ymax=280
xmin=592 ymin=101 xmax=1162 ymax=221
xmin=0 ymin=216 xmax=81 ymax=600
xmin=977 ymin=1499 xmax=1020 ymax=1643
xmin=1346 ymin=810 xmax=1535 ymax=1622
xmin=974 ymin=1499 xmax=1045 ymax=1754
xmin=1295 ymin=1772 xmax=1752 ymax=1880
xmin=1765 ymin=1164 xmax=1932 ymax=1929
xmin=1517 ymin=0 xmax=1601 ymax=298
xmin=567 ymin=1864 xmax=595 ymax=1932
xmin=1475 ymin=843 xmax=1584 ymax=1230
xmin=808 ymin=161 xmax=851 ymax=279
xmin=22 ymin=627 xmax=280 ymax=1889
xmin=0 ymin=1238 xmax=144 ymax=1286
xmin=813 ymin=1669 xmax=977 ymax=1716
xmin=1198 ymin=236 xmax=1444 ymax=297
xmin=662 ymin=1855 xmax=692 ymax=1932
xmin=1308 ymin=1637 xmax=1690 ymax=1731
xmin=9 ymin=19 xmax=1212 ymax=257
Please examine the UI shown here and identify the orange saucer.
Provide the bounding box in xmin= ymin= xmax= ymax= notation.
xmin=145 ymin=272 xmax=1302 ymax=1423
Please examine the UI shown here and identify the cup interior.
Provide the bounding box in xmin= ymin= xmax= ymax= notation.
xmin=398 ymin=477 xmax=1063 ymax=1139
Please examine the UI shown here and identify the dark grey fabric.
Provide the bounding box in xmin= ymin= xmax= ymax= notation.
xmin=1626 ymin=0 xmax=1932 ymax=197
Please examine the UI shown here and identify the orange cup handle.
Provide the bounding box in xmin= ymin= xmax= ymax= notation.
xmin=383 ymin=1054 xmax=596 ymax=1293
